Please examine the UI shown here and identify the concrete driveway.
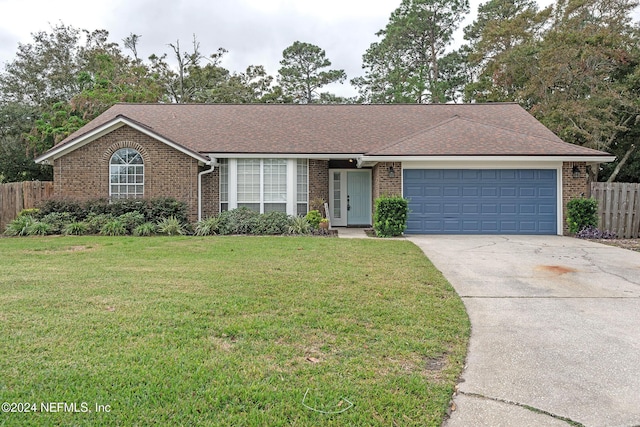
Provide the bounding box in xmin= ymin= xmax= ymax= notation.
xmin=406 ymin=235 xmax=640 ymax=427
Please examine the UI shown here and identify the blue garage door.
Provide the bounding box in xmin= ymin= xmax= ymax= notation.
xmin=403 ymin=169 xmax=557 ymax=234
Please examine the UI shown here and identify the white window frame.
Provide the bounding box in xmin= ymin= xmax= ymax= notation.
xmin=109 ymin=148 xmax=144 ymax=199
xmin=220 ymin=158 xmax=308 ymax=215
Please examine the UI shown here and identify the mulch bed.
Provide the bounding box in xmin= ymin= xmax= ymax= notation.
xmin=587 ymin=238 xmax=640 ymax=252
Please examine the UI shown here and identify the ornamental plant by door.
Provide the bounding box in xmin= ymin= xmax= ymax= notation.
xmin=373 ymin=195 xmax=408 ymax=237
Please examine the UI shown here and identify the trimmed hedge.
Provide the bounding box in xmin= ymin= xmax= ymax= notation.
xmin=35 ymin=197 xmax=188 ymax=224
xmin=566 ymin=197 xmax=598 ymax=234
xmin=373 ymin=195 xmax=408 ymax=238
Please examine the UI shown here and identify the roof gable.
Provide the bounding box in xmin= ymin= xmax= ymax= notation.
xmin=35 ymin=116 xmax=211 ymax=164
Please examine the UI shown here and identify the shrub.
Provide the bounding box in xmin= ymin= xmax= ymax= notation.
xmin=373 ymin=195 xmax=408 ymax=237
xmin=575 ymin=225 xmax=617 ymax=240
xmin=133 ymin=222 xmax=157 ymax=237
xmin=18 ymin=208 xmax=39 ymax=218
xmin=146 ymin=198 xmax=188 ymax=224
xmin=36 ymin=199 xmax=84 ymax=219
xmin=305 ymin=210 xmax=323 ymax=229
xmin=5 ymin=215 xmax=35 ymax=236
xmin=157 ymin=216 xmax=186 ymax=236
xmin=287 ymin=216 xmax=311 ymax=235
xmin=194 ymin=216 xmax=220 ymax=236
xmin=566 ymin=197 xmax=598 ymax=234
xmin=27 ymin=221 xmax=51 ymax=236
xmin=64 ymin=222 xmax=89 ymax=236
xmin=106 ymin=199 xmax=148 ymax=218
xmin=40 ymin=212 xmax=76 ymax=234
xmin=118 ymin=211 xmax=145 ymax=234
xmin=86 ymin=213 xmax=115 ymax=234
xmin=101 ymin=219 xmax=127 ymax=236
xmin=253 ymin=211 xmax=290 ymax=235
xmin=83 ymin=198 xmax=112 ymax=216
xmin=217 ymin=207 xmax=259 ymax=235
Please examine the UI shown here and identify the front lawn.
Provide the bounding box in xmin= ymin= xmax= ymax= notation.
xmin=0 ymin=236 xmax=469 ymax=426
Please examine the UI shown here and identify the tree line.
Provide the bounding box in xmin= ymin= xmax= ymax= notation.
xmin=1 ymin=0 xmax=639 ymax=183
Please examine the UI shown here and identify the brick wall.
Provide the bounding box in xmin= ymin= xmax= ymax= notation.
xmin=309 ymin=160 xmax=329 ymax=208
xmin=52 ymin=126 xmax=201 ymax=222
xmin=561 ymin=161 xmax=588 ymax=235
xmin=201 ymin=168 xmax=219 ymax=218
xmin=372 ymin=162 xmax=402 ymax=207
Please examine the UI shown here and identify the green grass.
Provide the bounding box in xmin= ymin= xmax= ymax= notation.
xmin=0 ymin=236 xmax=469 ymax=426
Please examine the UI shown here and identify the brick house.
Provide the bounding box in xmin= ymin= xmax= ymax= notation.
xmin=35 ymin=103 xmax=614 ymax=235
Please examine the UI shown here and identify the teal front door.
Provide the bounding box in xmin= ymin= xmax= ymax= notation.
xmin=329 ymin=169 xmax=372 ymax=227
xmin=347 ymin=171 xmax=371 ymax=226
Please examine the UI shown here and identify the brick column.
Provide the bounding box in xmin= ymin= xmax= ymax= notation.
xmin=562 ymin=162 xmax=588 ymax=235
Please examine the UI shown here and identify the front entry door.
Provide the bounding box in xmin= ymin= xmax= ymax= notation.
xmin=329 ymin=170 xmax=371 ymax=227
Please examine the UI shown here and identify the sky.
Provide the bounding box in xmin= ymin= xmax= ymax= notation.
xmin=0 ymin=0 xmax=629 ymax=98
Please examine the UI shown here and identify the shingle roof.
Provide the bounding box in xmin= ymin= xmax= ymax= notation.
xmin=54 ymin=103 xmax=610 ymax=158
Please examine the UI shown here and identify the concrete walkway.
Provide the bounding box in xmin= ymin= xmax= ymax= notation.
xmin=406 ymin=235 xmax=640 ymax=427
xmin=334 ymin=227 xmax=370 ymax=239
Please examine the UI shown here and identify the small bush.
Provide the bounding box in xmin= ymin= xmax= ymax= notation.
xmin=566 ymin=197 xmax=598 ymax=234
xmin=101 ymin=219 xmax=127 ymax=236
xmin=146 ymin=198 xmax=188 ymax=224
xmin=254 ymin=211 xmax=290 ymax=235
xmin=575 ymin=225 xmax=617 ymax=239
xmin=217 ymin=207 xmax=259 ymax=235
xmin=83 ymin=198 xmax=111 ymax=216
xmin=106 ymin=199 xmax=148 ymax=218
xmin=374 ymin=195 xmax=408 ymax=238
xmin=64 ymin=222 xmax=89 ymax=236
xmin=86 ymin=213 xmax=115 ymax=234
xmin=194 ymin=216 xmax=220 ymax=236
xmin=288 ymin=216 xmax=311 ymax=235
xmin=305 ymin=210 xmax=323 ymax=229
xmin=118 ymin=211 xmax=145 ymax=234
xmin=27 ymin=221 xmax=51 ymax=236
xmin=36 ymin=199 xmax=84 ymax=219
xmin=18 ymin=208 xmax=40 ymax=218
xmin=133 ymin=222 xmax=157 ymax=236
xmin=157 ymin=216 xmax=186 ymax=236
xmin=5 ymin=215 xmax=35 ymax=236
xmin=40 ymin=212 xmax=76 ymax=234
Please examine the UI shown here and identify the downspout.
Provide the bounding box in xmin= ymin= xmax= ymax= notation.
xmin=198 ymin=158 xmax=216 ymax=222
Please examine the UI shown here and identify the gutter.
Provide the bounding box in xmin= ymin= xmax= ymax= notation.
xmin=198 ymin=158 xmax=216 ymax=222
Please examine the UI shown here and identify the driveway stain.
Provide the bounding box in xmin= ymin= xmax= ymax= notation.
xmin=536 ymin=265 xmax=577 ymax=275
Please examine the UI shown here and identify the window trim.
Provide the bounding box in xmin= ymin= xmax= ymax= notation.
xmin=109 ymin=148 xmax=144 ymax=199
xmin=219 ymin=158 xmax=308 ymax=215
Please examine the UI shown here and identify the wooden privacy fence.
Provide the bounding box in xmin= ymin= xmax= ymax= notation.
xmin=590 ymin=182 xmax=640 ymax=239
xmin=0 ymin=181 xmax=54 ymax=232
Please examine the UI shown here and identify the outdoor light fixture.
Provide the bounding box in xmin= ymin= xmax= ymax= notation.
xmin=388 ymin=165 xmax=396 ymax=178
xmin=572 ymin=164 xmax=581 ymax=178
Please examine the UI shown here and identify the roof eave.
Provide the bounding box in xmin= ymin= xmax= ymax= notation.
xmin=361 ymin=155 xmax=616 ymax=163
xmin=206 ymin=153 xmax=364 ymax=160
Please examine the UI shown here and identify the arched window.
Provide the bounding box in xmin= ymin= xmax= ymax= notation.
xmin=110 ymin=148 xmax=144 ymax=199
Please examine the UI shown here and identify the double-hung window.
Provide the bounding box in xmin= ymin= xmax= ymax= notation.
xmin=237 ymin=159 xmax=261 ymax=211
xmin=219 ymin=158 xmax=308 ymax=215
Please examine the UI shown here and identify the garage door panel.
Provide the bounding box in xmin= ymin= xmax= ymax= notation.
xmin=443 ymin=186 xmax=460 ymax=196
xmin=404 ymin=169 xmax=557 ymax=235
xmin=539 ymin=204 xmax=556 ymax=214
xmin=539 ymin=187 xmax=556 ymax=197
